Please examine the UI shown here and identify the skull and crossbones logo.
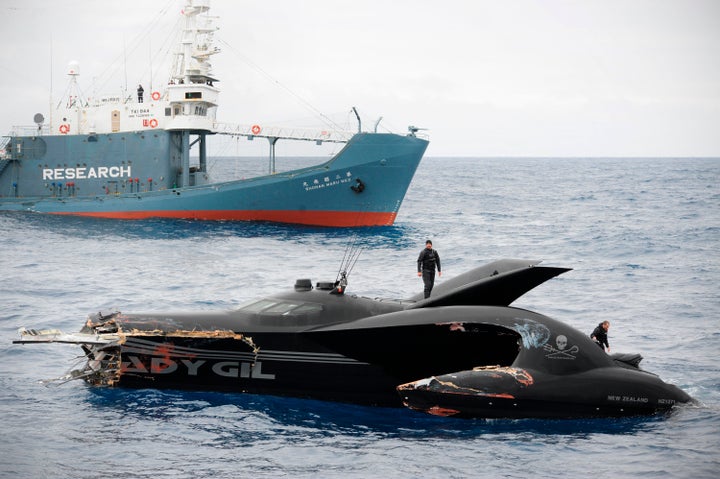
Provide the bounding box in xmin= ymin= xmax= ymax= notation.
xmin=543 ymin=334 xmax=579 ymax=359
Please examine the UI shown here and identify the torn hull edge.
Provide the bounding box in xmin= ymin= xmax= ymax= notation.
xmin=397 ymin=364 xmax=693 ymax=419
xmin=16 ymin=311 xmax=403 ymax=404
xmin=16 ymin=312 xmax=259 ymax=388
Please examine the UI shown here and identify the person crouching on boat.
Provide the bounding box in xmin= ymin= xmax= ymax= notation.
xmin=417 ymin=240 xmax=441 ymax=299
xmin=591 ymin=321 xmax=610 ymax=352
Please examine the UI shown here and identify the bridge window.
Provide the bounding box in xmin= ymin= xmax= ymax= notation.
xmin=185 ymin=92 xmax=202 ymax=99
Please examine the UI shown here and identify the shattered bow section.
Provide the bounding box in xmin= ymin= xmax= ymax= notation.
xmin=14 ymin=311 xmax=259 ymax=387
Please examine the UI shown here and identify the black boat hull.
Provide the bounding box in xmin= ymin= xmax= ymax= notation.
xmin=14 ymin=259 xmax=693 ymax=416
xmin=88 ymin=310 xmax=524 ymax=407
xmin=111 ymin=333 xmax=400 ymax=406
xmin=397 ymin=365 xmax=693 ymax=418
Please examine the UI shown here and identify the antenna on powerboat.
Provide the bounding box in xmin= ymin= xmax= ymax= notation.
xmin=332 ymin=235 xmax=364 ymax=295
xmin=332 ymin=271 xmax=348 ymax=295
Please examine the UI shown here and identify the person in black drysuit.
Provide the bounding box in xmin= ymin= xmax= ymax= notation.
xmin=417 ymin=240 xmax=441 ymax=299
xmin=591 ymin=321 xmax=610 ymax=352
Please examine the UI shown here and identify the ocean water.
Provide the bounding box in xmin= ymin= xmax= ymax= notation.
xmin=1 ymin=157 xmax=719 ymax=478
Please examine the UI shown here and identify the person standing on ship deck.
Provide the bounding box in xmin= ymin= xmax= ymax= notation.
xmin=417 ymin=240 xmax=441 ymax=299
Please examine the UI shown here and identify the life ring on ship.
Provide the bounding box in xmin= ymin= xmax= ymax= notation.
xmin=59 ymin=124 xmax=70 ymax=134
xmin=151 ymin=91 xmax=161 ymax=101
xmin=149 ymin=118 xmax=158 ymax=128
xmin=251 ymin=124 xmax=262 ymax=135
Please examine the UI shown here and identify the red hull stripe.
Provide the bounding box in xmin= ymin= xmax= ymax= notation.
xmin=51 ymin=209 xmax=398 ymax=227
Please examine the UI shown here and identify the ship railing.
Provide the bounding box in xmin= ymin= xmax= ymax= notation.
xmin=213 ymin=122 xmax=354 ymax=144
xmin=8 ymin=125 xmax=53 ymax=137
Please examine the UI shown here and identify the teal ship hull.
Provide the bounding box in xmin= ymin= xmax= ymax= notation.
xmin=0 ymin=131 xmax=428 ymax=227
xmin=1 ymin=1 xmax=428 ymax=226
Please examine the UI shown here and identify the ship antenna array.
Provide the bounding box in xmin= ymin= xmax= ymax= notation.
xmin=86 ymin=0 xmax=177 ymax=97
xmin=336 ymin=235 xmax=364 ymax=291
xmin=218 ymin=37 xmax=348 ymax=132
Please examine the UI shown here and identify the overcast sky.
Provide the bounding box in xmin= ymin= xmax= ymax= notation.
xmin=1 ymin=0 xmax=718 ymax=157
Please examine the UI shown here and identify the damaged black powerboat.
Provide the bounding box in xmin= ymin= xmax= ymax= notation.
xmin=396 ymin=324 xmax=692 ymax=419
xmin=14 ymin=259 xmax=692 ymax=417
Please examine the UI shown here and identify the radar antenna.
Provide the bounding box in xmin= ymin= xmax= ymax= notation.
xmin=34 ymin=113 xmax=45 ymax=131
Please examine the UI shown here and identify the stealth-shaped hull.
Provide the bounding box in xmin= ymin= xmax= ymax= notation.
xmin=14 ymin=259 xmax=693 ymax=415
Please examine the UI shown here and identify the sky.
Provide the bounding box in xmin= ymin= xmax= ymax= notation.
xmin=1 ymin=0 xmax=718 ymax=157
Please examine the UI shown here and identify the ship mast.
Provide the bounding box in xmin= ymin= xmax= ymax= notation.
xmin=170 ymin=0 xmax=219 ymax=85
xmin=166 ymin=0 xmax=220 ymax=187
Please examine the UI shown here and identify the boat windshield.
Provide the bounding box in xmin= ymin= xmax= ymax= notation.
xmin=238 ymin=299 xmax=323 ymax=316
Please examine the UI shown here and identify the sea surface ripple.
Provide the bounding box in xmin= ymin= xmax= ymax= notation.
xmin=1 ymin=157 xmax=719 ymax=478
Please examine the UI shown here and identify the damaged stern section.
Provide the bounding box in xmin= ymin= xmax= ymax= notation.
xmin=14 ymin=312 xmax=259 ymax=388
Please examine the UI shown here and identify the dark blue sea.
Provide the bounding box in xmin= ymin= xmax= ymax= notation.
xmin=1 ymin=157 xmax=719 ymax=478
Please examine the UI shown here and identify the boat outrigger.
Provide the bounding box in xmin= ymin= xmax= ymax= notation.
xmin=14 ymin=258 xmax=692 ymax=418
xmin=0 ymin=1 xmax=428 ymax=226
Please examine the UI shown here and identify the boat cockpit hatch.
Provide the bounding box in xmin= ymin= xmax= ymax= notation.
xmin=238 ymin=299 xmax=323 ymax=316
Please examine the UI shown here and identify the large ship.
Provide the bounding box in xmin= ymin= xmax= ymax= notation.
xmin=0 ymin=1 xmax=428 ymax=227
